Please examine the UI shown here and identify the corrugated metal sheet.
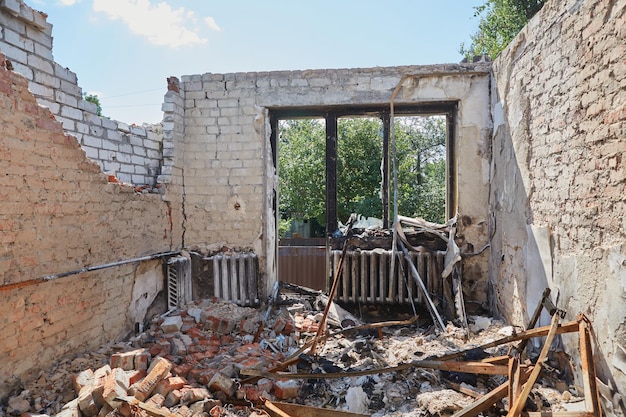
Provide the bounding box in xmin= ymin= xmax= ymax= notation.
xmin=278 ymin=246 xmax=326 ymax=290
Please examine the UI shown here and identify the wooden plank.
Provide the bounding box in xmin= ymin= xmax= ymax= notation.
xmin=507 ymin=314 xmax=560 ymax=417
xmin=437 ymin=319 xmax=580 ymax=362
xmin=527 ymin=412 xmax=595 ymax=417
xmin=451 ymin=367 xmax=532 ymax=417
xmin=579 ymin=321 xmax=602 ymax=416
xmin=483 ymin=355 xmax=511 ymax=365
xmin=508 ymin=356 xmax=521 ymax=411
xmin=516 ymin=288 xmax=550 ymax=353
xmin=451 ymin=380 xmax=509 ymax=417
xmin=241 ymin=360 xmax=508 ymax=379
xmin=265 ymin=400 xmax=369 ymax=417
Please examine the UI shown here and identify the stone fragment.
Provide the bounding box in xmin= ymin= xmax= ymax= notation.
xmin=7 ymin=395 xmax=30 ymax=414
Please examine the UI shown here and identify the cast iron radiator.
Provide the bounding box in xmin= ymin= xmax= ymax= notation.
xmin=166 ymin=255 xmax=192 ymax=310
xmin=208 ymin=252 xmax=259 ymax=306
xmin=330 ymin=249 xmax=445 ymax=304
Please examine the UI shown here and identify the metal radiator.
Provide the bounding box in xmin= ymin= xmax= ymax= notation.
xmin=209 ymin=252 xmax=259 ymax=306
xmin=330 ymin=249 xmax=445 ymax=304
xmin=166 ymin=255 xmax=192 ymax=310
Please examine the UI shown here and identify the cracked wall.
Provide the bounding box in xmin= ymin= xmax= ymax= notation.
xmin=180 ymin=65 xmax=493 ymax=304
xmin=0 ymin=53 xmax=183 ymax=397
xmin=490 ymin=0 xmax=626 ymax=405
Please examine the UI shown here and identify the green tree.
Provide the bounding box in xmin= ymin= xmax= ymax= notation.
xmin=84 ymin=93 xmax=103 ymax=117
xmin=395 ymin=116 xmax=446 ymax=223
xmin=278 ymin=119 xmax=326 ymax=228
xmin=337 ymin=118 xmax=384 ymax=222
xmin=460 ymin=0 xmax=544 ymax=60
xmin=278 ymin=115 xmax=447 ymax=236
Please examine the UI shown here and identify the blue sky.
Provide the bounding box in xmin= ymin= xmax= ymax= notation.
xmin=31 ymin=0 xmax=484 ymax=124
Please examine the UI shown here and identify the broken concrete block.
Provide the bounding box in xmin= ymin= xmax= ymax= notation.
xmin=73 ymin=368 xmax=95 ymax=394
xmin=134 ymin=357 xmax=173 ymax=401
xmin=161 ymin=315 xmax=183 ymax=333
xmin=207 ymin=371 xmax=236 ymax=397
xmin=187 ymin=308 xmax=203 ymax=323
xmin=273 ymin=379 xmax=301 ymax=400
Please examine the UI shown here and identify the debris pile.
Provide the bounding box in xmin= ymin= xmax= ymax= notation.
xmin=2 ymin=292 xmax=603 ymax=417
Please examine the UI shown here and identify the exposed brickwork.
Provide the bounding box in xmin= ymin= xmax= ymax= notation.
xmin=0 ymin=53 xmax=182 ymax=397
xmin=0 ymin=0 xmax=167 ymax=186
xmin=491 ymin=0 xmax=626 ymax=397
xmin=180 ymin=65 xmax=493 ymax=301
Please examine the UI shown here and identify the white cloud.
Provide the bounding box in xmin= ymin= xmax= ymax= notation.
xmin=92 ymin=0 xmax=209 ymax=48
xmin=204 ymin=16 xmax=221 ymax=32
xmin=58 ymin=0 xmax=81 ymax=5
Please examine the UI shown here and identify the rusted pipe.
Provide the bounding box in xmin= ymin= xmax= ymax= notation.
xmin=0 ymin=250 xmax=180 ymax=292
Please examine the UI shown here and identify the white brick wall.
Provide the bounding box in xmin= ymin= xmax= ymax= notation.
xmin=0 ymin=0 xmax=167 ymax=186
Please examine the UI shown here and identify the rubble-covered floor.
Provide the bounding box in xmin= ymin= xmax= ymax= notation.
xmin=1 ymin=295 xmax=589 ymax=417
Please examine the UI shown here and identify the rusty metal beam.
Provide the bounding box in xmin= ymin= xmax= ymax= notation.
xmin=325 ymin=112 xmax=338 ymax=235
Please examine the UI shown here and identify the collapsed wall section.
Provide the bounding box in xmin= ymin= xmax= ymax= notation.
xmin=0 ymin=55 xmax=182 ymax=397
xmin=180 ymin=64 xmax=493 ymax=304
xmin=490 ymin=0 xmax=626 ymax=401
xmin=0 ymin=0 xmax=164 ymax=186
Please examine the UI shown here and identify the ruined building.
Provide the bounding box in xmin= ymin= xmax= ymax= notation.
xmin=0 ymin=0 xmax=624 ymax=414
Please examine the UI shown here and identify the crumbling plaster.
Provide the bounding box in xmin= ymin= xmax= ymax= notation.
xmin=179 ymin=64 xmax=493 ymax=304
xmin=490 ymin=0 xmax=626 ymax=404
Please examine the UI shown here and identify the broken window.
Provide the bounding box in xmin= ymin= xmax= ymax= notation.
xmin=271 ymin=104 xmax=455 ymax=235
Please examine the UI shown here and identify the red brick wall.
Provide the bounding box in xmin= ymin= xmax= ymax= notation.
xmin=0 ymin=56 xmax=182 ymax=396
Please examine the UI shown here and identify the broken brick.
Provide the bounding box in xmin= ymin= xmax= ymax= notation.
xmin=257 ymin=378 xmax=273 ymax=394
xmin=133 ymin=357 xmax=173 ymax=401
xmin=273 ymin=379 xmax=301 ymax=400
xmin=207 ymin=371 xmax=236 ymax=397
xmin=126 ymin=369 xmax=147 ymax=386
xmin=73 ymin=368 xmax=95 ymax=394
xmin=154 ymin=376 xmax=186 ymax=398
xmin=111 ymin=349 xmax=145 ymax=371
xmin=102 ymin=368 xmax=130 ymax=409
